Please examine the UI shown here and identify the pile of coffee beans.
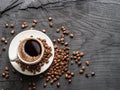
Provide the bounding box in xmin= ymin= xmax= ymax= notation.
xmin=16 ymin=38 xmax=52 ymax=74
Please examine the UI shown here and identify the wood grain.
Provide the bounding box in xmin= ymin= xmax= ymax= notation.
xmin=0 ymin=0 xmax=120 ymax=90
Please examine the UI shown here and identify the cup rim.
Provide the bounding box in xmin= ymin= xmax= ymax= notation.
xmin=17 ymin=37 xmax=44 ymax=65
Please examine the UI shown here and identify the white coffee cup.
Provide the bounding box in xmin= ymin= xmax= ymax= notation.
xmin=17 ymin=37 xmax=44 ymax=65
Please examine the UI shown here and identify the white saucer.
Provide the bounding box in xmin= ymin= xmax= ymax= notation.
xmin=8 ymin=30 xmax=54 ymax=76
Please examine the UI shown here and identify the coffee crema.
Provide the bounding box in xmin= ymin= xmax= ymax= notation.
xmin=18 ymin=38 xmax=43 ymax=62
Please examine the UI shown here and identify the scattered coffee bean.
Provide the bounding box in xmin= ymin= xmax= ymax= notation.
xmin=5 ymin=66 xmax=9 ymax=71
xmin=71 ymin=72 xmax=74 ymax=77
xmin=48 ymin=17 xmax=52 ymax=21
xmin=2 ymin=73 xmax=5 ymax=77
xmin=57 ymin=82 xmax=60 ymax=88
xmin=10 ymin=24 xmax=14 ymax=28
xmin=70 ymin=61 xmax=74 ymax=65
xmin=85 ymin=60 xmax=90 ymax=66
xmin=2 ymin=46 xmax=6 ymax=51
xmin=5 ymin=24 xmax=9 ymax=28
xmin=69 ymin=33 xmax=74 ymax=38
xmin=42 ymin=29 xmax=46 ymax=33
xmin=68 ymin=79 xmax=72 ymax=83
xmin=32 ymin=23 xmax=36 ymax=27
xmin=64 ymin=42 xmax=68 ymax=46
xmin=10 ymin=30 xmax=15 ymax=35
xmin=1 ymin=37 xmax=6 ymax=42
xmin=21 ymin=24 xmax=25 ymax=29
xmin=80 ymin=52 xmax=84 ymax=57
xmin=53 ymin=39 xmax=56 ymax=43
xmin=49 ymin=23 xmax=53 ymax=27
xmin=79 ymin=69 xmax=84 ymax=74
xmin=56 ymin=29 xmax=60 ymax=33
xmin=4 ymin=40 xmax=8 ymax=44
xmin=44 ymin=83 xmax=47 ymax=88
xmin=30 ymin=27 xmax=34 ymax=30
xmin=33 ymin=20 xmax=37 ymax=24
xmin=81 ymin=66 xmax=86 ymax=71
xmin=78 ymin=61 xmax=82 ymax=66
xmin=5 ymin=74 xmax=9 ymax=79
xmin=85 ymin=73 xmax=89 ymax=78
xmin=91 ymin=72 xmax=95 ymax=76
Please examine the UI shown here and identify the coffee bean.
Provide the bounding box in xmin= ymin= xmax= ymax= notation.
xmin=69 ymin=33 xmax=74 ymax=38
xmin=68 ymin=79 xmax=72 ymax=83
xmin=85 ymin=73 xmax=89 ymax=78
xmin=57 ymin=82 xmax=60 ymax=88
xmin=21 ymin=24 xmax=25 ymax=29
xmin=10 ymin=30 xmax=15 ymax=35
xmin=5 ymin=66 xmax=9 ymax=71
xmin=10 ymin=24 xmax=14 ymax=28
xmin=33 ymin=86 xmax=36 ymax=90
xmin=70 ymin=61 xmax=74 ymax=65
xmin=5 ymin=24 xmax=9 ymax=28
xmin=30 ymin=27 xmax=34 ymax=30
xmin=78 ymin=61 xmax=82 ymax=66
xmin=61 ymin=25 xmax=65 ymax=31
xmin=53 ymin=39 xmax=56 ymax=43
xmin=32 ymin=23 xmax=36 ymax=27
xmin=5 ymin=74 xmax=9 ymax=79
xmin=81 ymin=66 xmax=86 ymax=71
xmin=64 ymin=42 xmax=68 ymax=46
xmin=49 ymin=23 xmax=53 ymax=28
xmin=33 ymin=20 xmax=37 ymax=24
xmin=4 ymin=40 xmax=7 ymax=44
xmin=48 ymin=17 xmax=52 ymax=21
xmin=42 ymin=29 xmax=46 ymax=33
xmin=80 ymin=52 xmax=84 ymax=57
xmin=2 ymin=73 xmax=5 ymax=77
xmin=2 ymin=46 xmax=6 ymax=51
xmin=56 ymin=29 xmax=60 ymax=33
xmin=79 ymin=69 xmax=84 ymax=74
xmin=28 ymin=87 xmax=32 ymax=90
xmin=44 ymin=83 xmax=47 ymax=88
xmin=71 ymin=72 xmax=74 ymax=77
xmin=1 ymin=37 xmax=6 ymax=42
xmin=91 ymin=72 xmax=95 ymax=76
xmin=85 ymin=60 xmax=90 ymax=66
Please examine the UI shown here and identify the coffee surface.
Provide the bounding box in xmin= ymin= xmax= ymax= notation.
xmin=24 ymin=39 xmax=41 ymax=57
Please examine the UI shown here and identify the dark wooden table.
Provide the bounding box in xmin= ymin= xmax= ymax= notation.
xmin=0 ymin=0 xmax=120 ymax=90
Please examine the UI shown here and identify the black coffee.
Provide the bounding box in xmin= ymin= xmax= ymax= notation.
xmin=24 ymin=39 xmax=42 ymax=57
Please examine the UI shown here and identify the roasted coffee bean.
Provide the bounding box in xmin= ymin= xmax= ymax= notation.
xmin=42 ymin=29 xmax=46 ymax=33
xmin=79 ymin=69 xmax=84 ymax=74
xmin=32 ymin=23 xmax=36 ymax=27
xmin=68 ymin=79 xmax=72 ymax=83
xmin=61 ymin=25 xmax=65 ymax=30
xmin=57 ymin=82 xmax=60 ymax=88
xmin=49 ymin=23 xmax=53 ymax=27
xmin=30 ymin=27 xmax=34 ymax=30
xmin=80 ymin=52 xmax=84 ymax=57
xmin=69 ymin=33 xmax=74 ymax=38
xmin=85 ymin=60 xmax=90 ymax=66
xmin=91 ymin=72 xmax=95 ymax=76
xmin=70 ymin=61 xmax=74 ymax=65
xmin=71 ymin=72 xmax=74 ymax=77
xmin=44 ymin=83 xmax=47 ymax=88
xmin=56 ymin=29 xmax=60 ymax=33
xmin=50 ymin=80 xmax=54 ymax=84
xmin=5 ymin=24 xmax=9 ymax=28
xmin=85 ymin=73 xmax=89 ymax=78
xmin=78 ymin=61 xmax=82 ymax=66
xmin=2 ymin=73 xmax=5 ymax=77
xmin=48 ymin=17 xmax=52 ymax=21
xmin=64 ymin=42 xmax=68 ymax=46
xmin=33 ymin=86 xmax=36 ymax=90
xmin=10 ymin=24 xmax=14 ymax=28
xmin=5 ymin=74 xmax=9 ymax=79
xmin=4 ymin=40 xmax=7 ymax=44
xmin=1 ymin=37 xmax=6 ymax=42
xmin=53 ymin=39 xmax=56 ymax=43
xmin=10 ymin=30 xmax=15 ymax=35
xmin=21 ymin=24 xmax=25 ymax=29
xmin=2 ymin=46 xmax=6 ymax=51
xmin=81 ymin=66 xmax=86 ymax=71
xmin=33 ymin=20 xmax=37 ymax=24
xmin=5 ymin=66 xmax=9 ymax=71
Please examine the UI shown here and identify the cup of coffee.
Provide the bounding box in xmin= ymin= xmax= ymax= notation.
xmin=17 ymin=37 xmax=44 ymax=65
